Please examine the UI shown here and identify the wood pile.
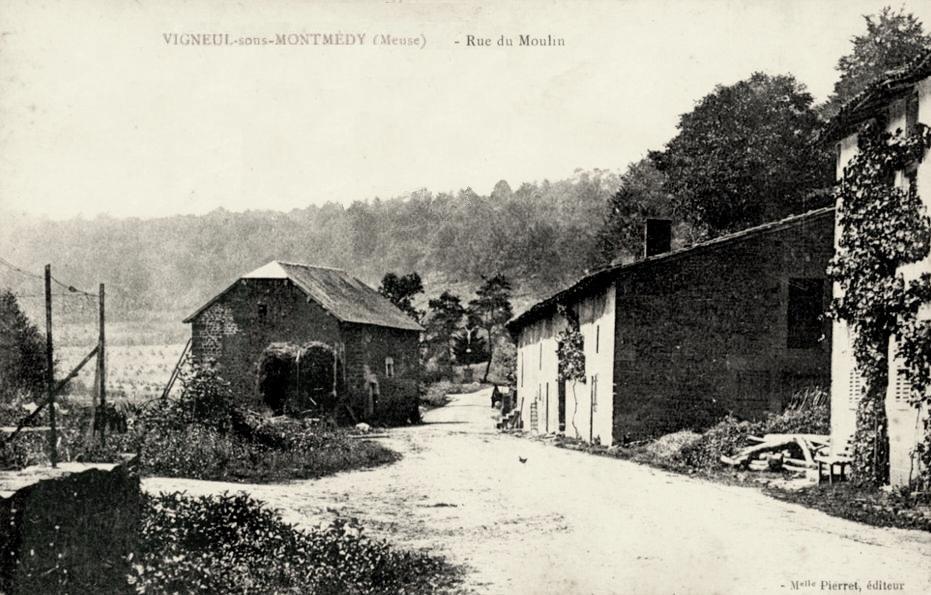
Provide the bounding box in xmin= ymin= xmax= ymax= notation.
xmin=720 ymin=433 xmax=830 ymax=475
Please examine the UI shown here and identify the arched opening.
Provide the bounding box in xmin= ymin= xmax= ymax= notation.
xmin=256 ymin=342 xmax=343 ymax=416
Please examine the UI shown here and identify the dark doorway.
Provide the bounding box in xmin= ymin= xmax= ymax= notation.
xmin=257 ymin=342 xmax=342 ymax=415
xmin=558 ymin=380 xmax=566 ymax=432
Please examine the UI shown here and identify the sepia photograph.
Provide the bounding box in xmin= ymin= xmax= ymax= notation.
xmin=0 ymin=0 xmax=930 ymax=593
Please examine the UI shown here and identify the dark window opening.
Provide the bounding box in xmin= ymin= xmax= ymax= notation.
xmin=906 ymin=91 xmax=919 ymax=137
xmin=906 ymin=167 xmax=918 ymax=193
xmin=257 ymin=303 xmax=268 ymax=321
xmin=787 ymin=278 xmax=824 ymax=349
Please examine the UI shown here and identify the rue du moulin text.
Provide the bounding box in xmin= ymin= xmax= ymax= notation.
xmin=464 ymin=34 xmax=565 ymax=47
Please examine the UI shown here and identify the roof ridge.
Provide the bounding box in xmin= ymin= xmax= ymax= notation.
xmin=507 ymin=206 xmax=835 ymax=330
xmin=823 ymin=48 xmax=931 ymax=141
xmin=276 ymin=261 xmax=346 ymax=272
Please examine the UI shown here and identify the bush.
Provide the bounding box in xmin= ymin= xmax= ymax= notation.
xmin=675 ymin=414 xmax=756 ymax=470
xmin=420 ymin=381 xmax=483 ymax=409
xmin=0 ymin=431 xmax=48 ymax=469
xmin=374 ymin=379 xmax=421 ymax=425
xmin=134 ymin=491 xmax=460 ymax=594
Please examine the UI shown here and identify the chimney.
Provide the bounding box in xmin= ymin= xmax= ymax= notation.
xmin=643 ymin=219 xmax=672 ymax=258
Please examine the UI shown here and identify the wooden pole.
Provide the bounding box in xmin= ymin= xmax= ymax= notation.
xmin=44 ymin=265 xmax=57 ymax=467
xmin=98 ymin=283 xmax=106 ymax=447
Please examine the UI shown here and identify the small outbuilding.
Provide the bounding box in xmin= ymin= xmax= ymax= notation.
xmin=183 ymin=261 xmax=423 ymax=422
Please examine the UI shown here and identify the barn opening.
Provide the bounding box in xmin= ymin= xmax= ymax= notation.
xmin=256 ymin=342 xmax=343 ymax=415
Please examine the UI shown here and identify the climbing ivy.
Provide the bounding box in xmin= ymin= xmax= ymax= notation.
xmin=828 ymin=121 xmax=931 ymax=487
xmin=556 ymin=304 xmax=586 ymax=438
xmin=556 ymin=305 xmax=586 ymax=384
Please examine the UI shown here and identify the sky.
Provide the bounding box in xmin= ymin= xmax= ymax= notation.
xmin=1 ymin=0 xmax=930 ymax=220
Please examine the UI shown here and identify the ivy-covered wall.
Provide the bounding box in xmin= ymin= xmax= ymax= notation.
xmin=831 ymin=75 xmax=931 ymax=487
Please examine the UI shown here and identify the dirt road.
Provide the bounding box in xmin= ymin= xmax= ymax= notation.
xmin=145 ymin=388 xmax=931 ymax=594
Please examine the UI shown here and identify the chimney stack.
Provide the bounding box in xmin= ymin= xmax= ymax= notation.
xmin=644 ymin=219 xmax=672 ymax=258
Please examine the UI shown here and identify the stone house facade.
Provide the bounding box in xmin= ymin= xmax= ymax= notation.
xmin=508 ymin=209 xmax=835 ymax=445
xmin=823 ymin=51 xmax=931 ymax=486
xmin=184 ymin=261 xmax=423 ymax=421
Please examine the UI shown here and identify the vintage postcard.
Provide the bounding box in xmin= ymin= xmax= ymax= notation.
xmin=1 ymin=1 xmax=930 ymax=593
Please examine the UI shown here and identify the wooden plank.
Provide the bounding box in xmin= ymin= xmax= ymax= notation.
xmin=785 ymin=457 xmax=815 ymax=468
xmin=762 ymin=433 xmax=829 ymax=444
xmin=795 ymin=436 xmax=815 ymax=466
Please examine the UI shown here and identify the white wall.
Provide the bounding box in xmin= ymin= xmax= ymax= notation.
xmin=831 ymin=132 xmax=861 ymax=455
xmin=887 ymin=77 xmax=931 ymax=485
xmin=516 ymin=314 xmax=561 ymax=435
xmin=515 ymin=282 xmax=616 ymax=445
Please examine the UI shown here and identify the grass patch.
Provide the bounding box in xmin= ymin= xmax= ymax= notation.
xmin=766 ymin=483 xmax=931 ymax=532
xmin=138 ymin=421 xmax=399 ymax=483
xmin=134 ymin=491 xmax=462 ymax=594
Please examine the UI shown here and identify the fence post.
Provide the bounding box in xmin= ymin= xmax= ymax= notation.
xmin=98 ymin=283 xmax=106 ymax=447
xmin=44 ymin=264 xmax=57 ymax=467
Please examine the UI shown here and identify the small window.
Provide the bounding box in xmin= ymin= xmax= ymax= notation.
xmin=520 ymin=352 xmax=524 ymax=387
xmin=787 ymin=279 xmax=824 ymax=349
xmin=257 ymin=303 xmax=268 ymax=321
xmin=834 ymin=142 xmax=842 ymax=177
xmin=385 ymin=357 xmax=395 ymax=378
xmin=893 ymin=367 xmax=910 ymax=403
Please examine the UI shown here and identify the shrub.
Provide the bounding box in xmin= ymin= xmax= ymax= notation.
xmin=0 ymin=431 xmax=48 ymax=469
xmin=375 ymin=379 xmax=421 ymax=425
xmin=134 ymin=491 xmax=460 ymax=594
xmin=420 ymin=381 xmax=483 ymax=409
xmin=675 ymin=414 xmax=756 ymax=470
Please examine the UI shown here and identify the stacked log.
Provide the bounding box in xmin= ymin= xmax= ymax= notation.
xmin=720 ymin=434 xmax=829 ymax=475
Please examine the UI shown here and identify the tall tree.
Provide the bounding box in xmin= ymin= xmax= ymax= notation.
xmin=467 ymin=275 xmax=513 ymax=382
xmin=378 ymin=272 xmax=424 ymax=321
xmin=820 ymin=7 xmax=931 ymax=120
xmin=651 ymin=72 xmax=833 ymax=236
xmin=0 ymin=291 xmax=47 ymax=402
xmin=423 ymin=291 xmax=466 ymax=373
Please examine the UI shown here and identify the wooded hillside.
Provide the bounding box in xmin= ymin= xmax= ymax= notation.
xmin=0 ymin=169 xmax=622 ymax=320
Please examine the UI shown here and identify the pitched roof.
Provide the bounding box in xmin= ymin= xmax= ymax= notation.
xmin=183 ymin=261 xmax=424 ymax=332
xmin=506 ymin=206 xmax=835 ymax=333
xmin=821 ymin=49 xmax=931 ymax=143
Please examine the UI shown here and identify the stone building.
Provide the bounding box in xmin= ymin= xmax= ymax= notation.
xmin=507 ymin=209 xmax=834 ymax=445
xmin=183 ymin=261 xmax=423 ymax=421
xmin=823 ymin=50 xmax=931 ymax=486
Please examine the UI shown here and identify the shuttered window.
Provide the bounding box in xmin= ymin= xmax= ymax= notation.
xmin=848 ymin=366 xmax=864 ymax=410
